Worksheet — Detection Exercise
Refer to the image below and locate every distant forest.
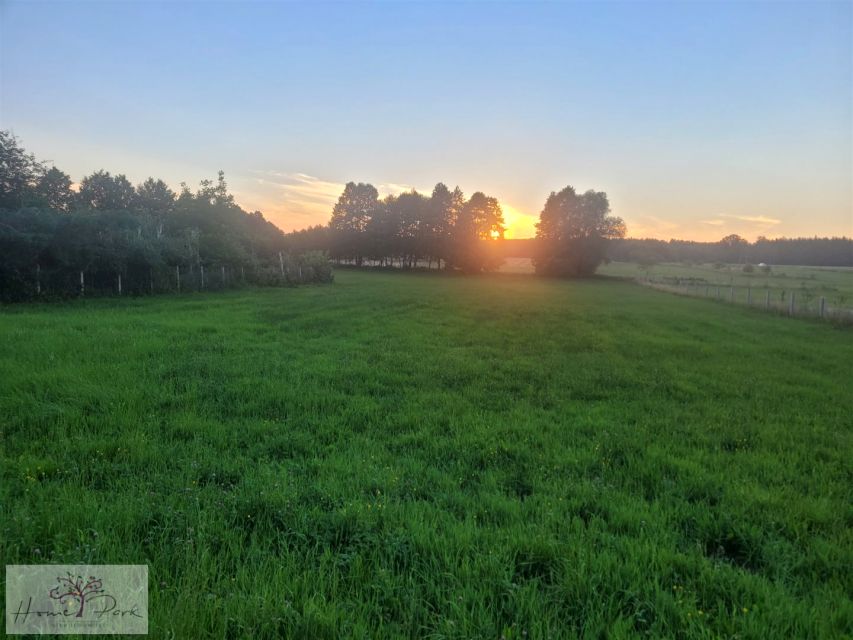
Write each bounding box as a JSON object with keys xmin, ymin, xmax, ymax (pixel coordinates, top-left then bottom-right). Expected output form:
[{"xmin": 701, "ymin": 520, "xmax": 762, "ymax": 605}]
[
  {"xmin": 0, "ymin": 132, "xmax": 331, "ymax": 302},
  {"xmin": 494, "ymin": 236, "xmax": 853, "ymax": 267},
  {"xmin": 604, "ymin": 236, "xmax": 853, "ymax": 267}
]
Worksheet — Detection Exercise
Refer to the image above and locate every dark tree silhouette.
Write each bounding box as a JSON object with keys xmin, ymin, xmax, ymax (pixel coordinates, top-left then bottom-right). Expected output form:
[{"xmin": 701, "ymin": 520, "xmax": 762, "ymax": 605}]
[
  {"xmin": 534, "ymin": 186, "xmax": 626, "ymax": 276},
  {"xmin": 77, "ymin": 170, "xmax": 138, "ymax": 211},
  {"xmin": 35, "ymin": 167, "xmax": 74, "ymax": 212},
  {"xmin": 452, "ymin": 191, "xmax": 505, "ymax": 273},
  {"xmin": 0, "ymin": 131, "xmax": 45, "ymax": 210},
  {"xmin": 324, "ymin": 182, "xmax": 505, "ymax": 273},
  {"xmin": 329, "ymin": 182, "xmax": 380, "ymax": 266}
]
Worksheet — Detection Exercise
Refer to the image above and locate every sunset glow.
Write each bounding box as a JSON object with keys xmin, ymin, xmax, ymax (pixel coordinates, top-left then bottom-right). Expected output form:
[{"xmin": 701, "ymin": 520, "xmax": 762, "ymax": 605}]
[
  {"xmin": 500, "ymin": 203, "xmax": 538, "ymax": 240},
  {"xmin": 2, "ymin": 2, "xmax": 850, "ymax": 241}
]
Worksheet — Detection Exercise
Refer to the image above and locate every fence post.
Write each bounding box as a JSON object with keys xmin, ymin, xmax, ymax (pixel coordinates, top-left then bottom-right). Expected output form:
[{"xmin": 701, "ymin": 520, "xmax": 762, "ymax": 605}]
[
  {"xmin": 279, "ymin": 251, "xmax": 284, "ymax": 276},
  {"xmin": 241, "ymin": 265, "xmax": 245, "ymax": 282},
  {"xmin": 150, "ymin": 269, "xmax": 154, "ymax": 294},
  {"xmin": 789, "ymin": 292, "xmax": 795, "ymax": 316},
  {"xmin": 730, "ymin": 286, "xmax": 734, "ymax": 302},
  {"xmin": 819, "ymin": 296, "xmax": 826, "ymax": 319},
  {"xmin": 200, "ymin": 265, "xmax": 205, "ymax": 289},
  {"xmin": 176, "ymin": 265, "xmax": 181, "ymax": 292},
  {"xmin": 117, "ymin": 272, "xmax": 122, "ymax": 295},
  {"xmin": 221, "ymin": 265, "xmax": 226, "ymax": 287},
  {"xmin": 746, "ymin": 287, "xmax": 751, "ymax": 305},
  {"xmin": 716, "ymin": 287, "xmax": 720, "ymax": 299},
  {"xmin": 705, "ymin": 285, "xmax": 709, "ymax": 297},
  {"xmin": 36, "ymin": 263, "xmax": 41, "ymax": 296},
  {"xmin": 80, "ymin": 270, "xmax": 85, "ymax": 296},
  {"xmin": 765, "ymin": 290, "xmax": 770, "ymax": 310}
]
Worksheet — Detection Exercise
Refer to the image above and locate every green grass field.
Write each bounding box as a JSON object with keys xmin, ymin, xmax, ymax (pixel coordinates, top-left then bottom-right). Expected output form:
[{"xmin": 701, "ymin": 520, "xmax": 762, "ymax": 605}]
[
  {"xmin": 600, "ymin": 262, "xmax": 853, "ymax": 309},
  {"xmin": 2, "ymin": 270, "xmax": 851, "ymax": 638},
  {"xmin": 502, "ymin": 259, "xmax": 853, "ymax": 317}
]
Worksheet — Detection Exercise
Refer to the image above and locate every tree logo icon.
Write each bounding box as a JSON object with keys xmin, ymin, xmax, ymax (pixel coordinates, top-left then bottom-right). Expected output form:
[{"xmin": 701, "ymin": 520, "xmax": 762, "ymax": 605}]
[{"xmin": 48, "ymin": 572, "xmax": 106, "ymax": 618}]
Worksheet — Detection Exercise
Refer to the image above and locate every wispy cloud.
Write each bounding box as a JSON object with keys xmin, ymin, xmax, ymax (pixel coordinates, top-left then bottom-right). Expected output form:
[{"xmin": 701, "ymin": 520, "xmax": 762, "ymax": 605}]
[
  {"xmin": 233, "ymin": 172, "xmax": 345, "ymax": 229},
  {"xmin": 377, "ymin": 182, "xmax": 430, "ymax": 196},
  {"xmin": 719, "ymin": 214, "xmax": 781, "ymax": 225},
  {"xmin": 701, "ymin": 219, "xmax": 725, "ymax": 226},
  {"xmin": 253, "ymin": 172, "xmax": 343, "ymax": 208}
]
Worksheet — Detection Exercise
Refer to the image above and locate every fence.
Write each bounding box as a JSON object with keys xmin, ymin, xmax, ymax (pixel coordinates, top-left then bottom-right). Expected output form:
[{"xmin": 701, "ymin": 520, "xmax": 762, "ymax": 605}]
[
  {"xmin": 1, "ymin": 252, "xmax": 333, "ymax": 303},
  {"xmin": 640, "ymin": 277, "xmax": 853, "ymax": 323}
]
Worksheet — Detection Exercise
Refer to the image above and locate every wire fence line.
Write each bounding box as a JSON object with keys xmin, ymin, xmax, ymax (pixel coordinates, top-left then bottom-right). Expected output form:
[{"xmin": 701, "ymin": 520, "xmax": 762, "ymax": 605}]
[
  {"xmin": 639, "ymin": 277, "xmax": 853, "ymax": 323},
  {"xmin": 1, "ymin": 252, "xmax": 334, "ymax": 303}
]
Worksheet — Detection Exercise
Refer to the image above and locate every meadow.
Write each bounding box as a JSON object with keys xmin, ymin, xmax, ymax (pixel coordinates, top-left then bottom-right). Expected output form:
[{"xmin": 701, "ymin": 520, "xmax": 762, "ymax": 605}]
[
  {"xmin": 503, "ymin": 259, "xmax": 853, "ymax": 317},
  {"xmin": 2, "ymin": 270, "xmax": 851, "ymax": 638}
]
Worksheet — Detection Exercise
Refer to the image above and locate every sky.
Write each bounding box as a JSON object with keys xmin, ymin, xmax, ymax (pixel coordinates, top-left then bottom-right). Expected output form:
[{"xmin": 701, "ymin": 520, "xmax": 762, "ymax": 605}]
[{"xmin": 1, "ymin": 1, "xmax": 851, "ymax": 240}]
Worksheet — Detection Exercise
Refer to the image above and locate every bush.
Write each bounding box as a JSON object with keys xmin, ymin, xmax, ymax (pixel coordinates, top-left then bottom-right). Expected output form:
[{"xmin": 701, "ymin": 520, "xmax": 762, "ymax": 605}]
[
  {"xmin": 742, "ymin": 263, "xmax": 755, "ymax": 273},
  {"xmin": 299, "ymin": 251, "xmax": 334, "ymax": 284}
]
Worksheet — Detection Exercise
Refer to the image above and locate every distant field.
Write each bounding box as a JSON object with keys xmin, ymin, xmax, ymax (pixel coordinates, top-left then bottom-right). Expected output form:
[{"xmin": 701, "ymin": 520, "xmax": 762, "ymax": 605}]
[
  {"xmin": 2, "ymin": 271, "xmax": 851, "ymax": 638},
  {"xmin": 502, "ymin": 258, "xmax": 853, "ymax": 314}
]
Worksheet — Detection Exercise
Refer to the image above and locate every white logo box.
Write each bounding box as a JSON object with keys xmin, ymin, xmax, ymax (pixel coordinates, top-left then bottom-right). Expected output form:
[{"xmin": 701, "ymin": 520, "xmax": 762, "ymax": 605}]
[{"xmin": 6, "ymin": 565, "xmax": 148, "ymax": 635}]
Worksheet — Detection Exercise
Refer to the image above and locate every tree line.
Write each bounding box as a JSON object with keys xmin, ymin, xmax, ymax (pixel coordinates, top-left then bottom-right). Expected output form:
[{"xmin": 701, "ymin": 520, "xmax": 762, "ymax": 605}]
[
  {"xmin": 0, "ymin": 131, "xmax": 332, "ymax": 302},
  {"xmin": 606, "ymin": 235, "xmax": 853, "ymax": 267},
  {"xmin": 283, "ymin": 181, "xmax": 626, "ymax": 276},
  {"xmin": 324, "ymin": 182, "xmax": 507, "ymax": 273}
]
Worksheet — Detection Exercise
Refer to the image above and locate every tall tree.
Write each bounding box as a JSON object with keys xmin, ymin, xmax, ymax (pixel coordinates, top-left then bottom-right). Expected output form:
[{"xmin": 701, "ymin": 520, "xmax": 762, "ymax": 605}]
[
  {"xmin": 136, "ymin": 178, "xmax": 176, "ymax": 238},
  {"xmin": 428, "ymin": 183, "xmax": 456, "ymax": 268},
  {"xmin": 35, "ymin": 167, "xmax": 74, "ymax": 212},
  {"xmin": 76, "ymin": 170, "xmax": 137, "ymax": 211},
  {"xmin": 396, "ymin": 190, "xmax": 429, "ymax": 268},
  {"xmin": 0, "ymin": 130, "xmax": 43, "ymax": 210},
  {"xmin": 452, "ymin": 191, "xmax": 505, "ymax": 272},
  {"xmin": 366, "ymin": 195, "xmax": 402, "ymax": 265},
  {"xmin": 534, "ymin": 186, "xmax": 625, "ymax": 276},
  {"xmin": 719, "ymin": 233, "xmax": 748, "ymax": 263},
  {"xmin": 329, "ymin": 182, "xmax": 379, "ymax": 265}
]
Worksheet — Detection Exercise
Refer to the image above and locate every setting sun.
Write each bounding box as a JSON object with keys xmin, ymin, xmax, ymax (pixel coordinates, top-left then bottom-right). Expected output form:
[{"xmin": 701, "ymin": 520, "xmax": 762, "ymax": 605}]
[{"xmin": 500, "ymin": 202, "xmax": 538, "ymax": 239}]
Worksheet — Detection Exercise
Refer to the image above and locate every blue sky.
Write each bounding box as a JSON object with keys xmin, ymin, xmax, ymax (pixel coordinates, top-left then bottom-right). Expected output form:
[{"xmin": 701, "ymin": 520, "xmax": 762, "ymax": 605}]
[{"xmin": 2, "ymin": 1, "xmax": 850, "ymax": 239}]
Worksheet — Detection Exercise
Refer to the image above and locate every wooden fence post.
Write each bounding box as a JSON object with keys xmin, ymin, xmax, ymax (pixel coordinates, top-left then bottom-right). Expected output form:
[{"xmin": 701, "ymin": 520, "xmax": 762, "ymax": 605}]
[
  {"xmin": 176, "ymin": 265, "xmax": 181, "ymax": 292},
  {"xmin": 765, "ymin": 290, "xmax": 770, "ymax": 310},
  {"xmin": 80, "ymin": 271, "xmax": 85, "ymax": 296},
  {"xmin": 730, "ymin": 286, "xmax": 734, "ymax": 302},
  {"xmin": 241, "ymin": 265, "xmax": 245, "ymax": 282},
  {"xmin": 789, "ymin": 292, "xmax": 795, "ymax": 316},
  {"xmin": 221, "ymin": 265, "xmax": 226, "ymax": 286},
  {"xmin": 36, "ymin": 263, "xmax": 41, "ymax": 295},
  {"xmin": 200, "ymin": 265, "xmax": 205, "ymax": 289},
  {"xmin": 279, "ymin": 251, "xmax": 285, "ymax": 276},
  {"xmin": 819, "ymin": 296, "xmax": 826, "ymax": 319},
  {"xmin": 117, "ymin": 273, "xmax": 122, "ymax": 295},
  {"xmin": 150, "ymin": 269, "xmax": 154, "ymax": 294},
  {"xmin": 746, "ymin": 287, "xmax": 751, "ymax": 305}
]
